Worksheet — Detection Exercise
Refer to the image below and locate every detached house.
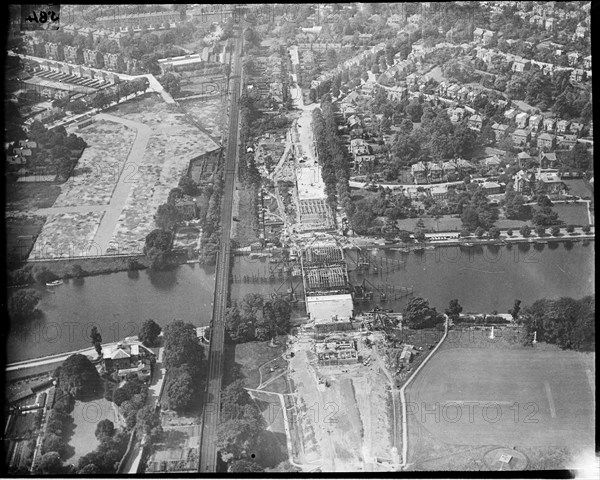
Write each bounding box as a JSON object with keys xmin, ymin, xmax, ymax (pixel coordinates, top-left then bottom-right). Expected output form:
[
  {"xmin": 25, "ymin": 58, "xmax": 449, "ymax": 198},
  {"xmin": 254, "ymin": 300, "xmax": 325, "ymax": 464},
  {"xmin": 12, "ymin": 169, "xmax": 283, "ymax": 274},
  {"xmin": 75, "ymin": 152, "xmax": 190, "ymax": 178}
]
[
  {"xmin": 511, "ymin": 129, "xmax": 531, "ymax": 147},
  {"xmin": 468, "ymin": 114, "xmax": 483, "ymax": 131},
  {"xmin": 537, "ymin": 132, "xmax": 556, "ymax": 150},
  {"xmin": 556, "ymin": 120, "xmax": 571, "ymax": 134},
  {"xmin": 539, "ymin": 152, "xmax": 558, "ymax": 169},
  {"xmin": 543, "ymin": 117, "xmax": 556, "ymax": 132},
  {"xmin": 515, "ymin": 112, "xmax": 529, "ymax": 129},
  {"xmin": 517, "ymin": 151, "xmax": 533, "ymax": 169},
  {"xmin": 491, "ymin": 122, "xmax": 509, "ymax": 141},
  {"xmin": 528, "ymin": 114, "xmax": 543, "ymax": 132},
  {"xmin": 102, "ymin": 342, "xmax": 156, "ymax": 382},
  {"xmin": 411, "ymin": 162, "xmax": 428, "ymax": 184},
  {"xmin": 427, "ymin": 162, "xmax": 444, "ymax": 183}
]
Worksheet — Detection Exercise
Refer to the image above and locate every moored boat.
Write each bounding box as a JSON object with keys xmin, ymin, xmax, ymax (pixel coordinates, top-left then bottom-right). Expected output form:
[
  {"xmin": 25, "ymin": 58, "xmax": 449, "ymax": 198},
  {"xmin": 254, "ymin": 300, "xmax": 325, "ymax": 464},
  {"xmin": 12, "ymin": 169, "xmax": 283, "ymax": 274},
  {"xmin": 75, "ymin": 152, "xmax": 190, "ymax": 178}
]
[{"xmin": 46, "ymin": 280, "xmax": 63, "ymax": 287}]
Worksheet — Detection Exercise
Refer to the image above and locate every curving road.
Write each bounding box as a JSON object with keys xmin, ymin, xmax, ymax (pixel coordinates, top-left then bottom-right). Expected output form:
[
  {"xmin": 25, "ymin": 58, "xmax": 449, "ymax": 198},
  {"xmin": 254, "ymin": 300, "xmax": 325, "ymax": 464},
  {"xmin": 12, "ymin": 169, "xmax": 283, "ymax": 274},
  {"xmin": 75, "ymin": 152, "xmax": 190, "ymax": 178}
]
[{"xmin": 198, "ymin": 23, "xmax": 243, "ymax": 473}]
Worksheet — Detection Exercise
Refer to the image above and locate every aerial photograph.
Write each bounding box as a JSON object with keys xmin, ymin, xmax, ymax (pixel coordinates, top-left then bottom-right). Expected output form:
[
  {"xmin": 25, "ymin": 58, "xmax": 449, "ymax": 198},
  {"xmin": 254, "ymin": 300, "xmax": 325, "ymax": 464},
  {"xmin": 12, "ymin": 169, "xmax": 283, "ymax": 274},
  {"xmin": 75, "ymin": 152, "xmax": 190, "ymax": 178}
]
[{"xmin": 3, "ymin": 2, "xmax": 595, "ymax": 475}]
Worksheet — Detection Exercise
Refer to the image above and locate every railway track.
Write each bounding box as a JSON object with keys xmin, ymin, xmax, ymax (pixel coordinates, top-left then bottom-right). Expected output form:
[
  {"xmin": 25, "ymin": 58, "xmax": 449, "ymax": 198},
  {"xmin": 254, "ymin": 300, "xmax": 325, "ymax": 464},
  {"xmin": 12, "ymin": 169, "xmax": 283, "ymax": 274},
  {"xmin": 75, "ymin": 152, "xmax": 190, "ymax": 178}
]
[{"xmin": 198, "ymin": 21, "xmax": 243, "ymax": 474}]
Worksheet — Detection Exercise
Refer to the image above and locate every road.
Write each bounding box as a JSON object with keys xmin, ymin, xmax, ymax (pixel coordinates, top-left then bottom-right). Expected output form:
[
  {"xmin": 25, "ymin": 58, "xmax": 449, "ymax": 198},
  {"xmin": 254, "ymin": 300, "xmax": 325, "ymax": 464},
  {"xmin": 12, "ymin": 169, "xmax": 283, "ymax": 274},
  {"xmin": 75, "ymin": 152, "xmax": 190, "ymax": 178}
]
[{"xmin": 198, "ymin": 22, "xmax": 243, "ymax": 473}]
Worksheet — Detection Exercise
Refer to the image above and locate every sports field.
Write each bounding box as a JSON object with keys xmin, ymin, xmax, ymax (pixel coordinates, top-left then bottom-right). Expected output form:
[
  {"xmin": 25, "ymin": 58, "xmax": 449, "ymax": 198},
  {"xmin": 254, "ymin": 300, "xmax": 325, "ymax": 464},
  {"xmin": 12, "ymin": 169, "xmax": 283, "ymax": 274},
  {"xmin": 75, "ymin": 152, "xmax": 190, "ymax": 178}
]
[{"xmin": 406, "ymin": 332, "xmax": 595, "ymax": 470}]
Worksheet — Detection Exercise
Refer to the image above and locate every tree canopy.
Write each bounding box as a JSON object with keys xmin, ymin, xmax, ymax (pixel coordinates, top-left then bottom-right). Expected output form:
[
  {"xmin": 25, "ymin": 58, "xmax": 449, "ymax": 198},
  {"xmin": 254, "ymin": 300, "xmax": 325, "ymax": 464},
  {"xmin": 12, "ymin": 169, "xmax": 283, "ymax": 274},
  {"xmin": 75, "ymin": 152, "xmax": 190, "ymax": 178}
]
[
  {"xmin": 139, "ymin": 319, "xmax": 162, "ymax": 347},
  {"xmin": 58, "ymin": 354, "xmax": 100, "ymax": 399}
]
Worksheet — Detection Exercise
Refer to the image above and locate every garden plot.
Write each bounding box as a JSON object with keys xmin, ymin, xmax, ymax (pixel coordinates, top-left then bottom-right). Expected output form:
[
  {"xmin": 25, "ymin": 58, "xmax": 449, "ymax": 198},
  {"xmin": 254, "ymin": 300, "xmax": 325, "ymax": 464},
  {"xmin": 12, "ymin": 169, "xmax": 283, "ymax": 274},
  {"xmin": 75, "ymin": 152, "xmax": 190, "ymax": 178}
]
[
  {"xmin": 29, "ymin": 211, "xmax": 104, "ymax": 259},
  {"xmin": 53, "ymin": 121, "xmax": 136, "ymax": 207},
  {"xmin": 106, "ymin": 95, "xmax": 219, "ymax": 254},
  {"xmin": 183, "ymin": 97, "xmax": 226, "ymax": 140}
]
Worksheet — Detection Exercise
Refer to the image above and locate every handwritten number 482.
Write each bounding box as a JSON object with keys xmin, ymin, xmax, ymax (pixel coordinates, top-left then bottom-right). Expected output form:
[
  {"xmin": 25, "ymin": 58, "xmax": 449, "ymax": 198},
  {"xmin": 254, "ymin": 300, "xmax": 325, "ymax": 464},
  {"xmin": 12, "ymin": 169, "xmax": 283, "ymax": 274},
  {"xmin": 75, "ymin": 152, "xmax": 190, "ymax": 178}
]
[{"xmin": 27, "ymin": 10, "xmax": 60, "ymax": 23}]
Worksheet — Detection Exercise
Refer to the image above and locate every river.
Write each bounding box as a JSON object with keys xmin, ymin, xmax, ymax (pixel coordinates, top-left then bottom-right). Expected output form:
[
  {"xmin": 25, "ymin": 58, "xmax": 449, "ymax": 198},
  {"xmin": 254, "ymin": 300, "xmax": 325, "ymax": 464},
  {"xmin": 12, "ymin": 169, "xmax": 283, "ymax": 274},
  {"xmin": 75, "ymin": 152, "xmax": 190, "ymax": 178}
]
[
  {"xmin": 8, "ymin": 241, "xmax": 594, "ymax": 363},
  {"xmin": 231, "ymin": 241, "xmax": 595, "ymax": 315},
  {"xmin": 7, "ymin": 263, "xmax": 215, "ymax": 363}
]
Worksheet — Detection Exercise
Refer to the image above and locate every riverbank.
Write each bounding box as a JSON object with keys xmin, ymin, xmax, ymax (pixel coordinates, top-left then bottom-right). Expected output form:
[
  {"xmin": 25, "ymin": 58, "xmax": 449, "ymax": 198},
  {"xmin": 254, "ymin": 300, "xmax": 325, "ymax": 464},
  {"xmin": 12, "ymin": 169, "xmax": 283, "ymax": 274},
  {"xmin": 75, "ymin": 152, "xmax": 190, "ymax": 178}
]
[{"xmin": 343, "ymin": 230, "xmax": 595, "ymax": 251}]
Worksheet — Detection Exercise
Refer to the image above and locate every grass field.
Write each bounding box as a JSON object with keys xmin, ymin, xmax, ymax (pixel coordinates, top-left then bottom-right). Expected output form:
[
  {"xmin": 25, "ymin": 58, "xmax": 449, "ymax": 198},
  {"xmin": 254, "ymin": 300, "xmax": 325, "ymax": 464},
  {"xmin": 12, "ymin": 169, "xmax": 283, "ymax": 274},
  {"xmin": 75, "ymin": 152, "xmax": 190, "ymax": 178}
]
[
  {"xmin": 66, "ymin": 396, "xmax": 118, "ymax": 465},
  {"xmin": 549, "ymin": 203, "xmax": 590, "ymax": 226},
  {"xmin": 6, "ymin": 183, "xmax": 61, "ymax": 211},
  {"xmin": 406, "ymin": 331, "xmax": 595, "ymax": 470}
]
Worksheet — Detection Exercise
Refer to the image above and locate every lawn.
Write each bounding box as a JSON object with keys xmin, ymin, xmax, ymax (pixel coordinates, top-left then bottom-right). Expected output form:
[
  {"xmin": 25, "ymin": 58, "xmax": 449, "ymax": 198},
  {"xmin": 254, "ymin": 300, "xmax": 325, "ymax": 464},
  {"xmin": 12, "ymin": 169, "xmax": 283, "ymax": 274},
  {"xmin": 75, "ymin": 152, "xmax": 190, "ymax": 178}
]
[
  {"xmin": 66, "ymin": 396, "xmax": 118, "ymax": 465},
  {"xmin": 563, "ymin": 179, "xmax": 593, "ymax": 199},
  {"xmin": 233, "ymin": 339, "xmax": 287, "ymax": 389},
  {"xmin": 406, "ymin": 333, "xmax": 595, "ymax": 470},
  {"xmin": 5, "ymin": 182, "xmax": 61, "ymax": 211},
  {"xmin": 549, "ymin": 203, "xmax": 590, "ymax": 226},
  {"xmin": 396, "ymin": 216, "xmax": 463, "ymax": 233},
  {"xmin": 5, "ymin": 216, "xmax": 46, "ymax": 263}
]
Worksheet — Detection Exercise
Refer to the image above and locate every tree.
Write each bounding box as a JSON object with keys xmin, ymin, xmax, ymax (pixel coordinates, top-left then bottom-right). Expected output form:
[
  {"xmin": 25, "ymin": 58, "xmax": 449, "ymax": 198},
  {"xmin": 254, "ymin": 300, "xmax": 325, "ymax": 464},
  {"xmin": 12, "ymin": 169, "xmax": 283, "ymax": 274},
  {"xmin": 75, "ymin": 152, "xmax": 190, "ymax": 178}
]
[
  {"xmin": 535, "ymin": 226, "xmax": 546, "ymax": 237},
  {"xmin": 230, "ymin": 460, "xmax": 264, "ymax": 472},
  {"xmin": 488, "ymin": 227, "xmax": 501, "ymax": 239},
  {"xmin": 95, "ymin": 420, "xmax": 115, "ymax": 442},
  {"xmin": 35, "ymin": 452, "xmax": 65, "ymax": 474},
  {"xmin": 509, "ymin": 299, "xmax": 521, "ymax": 320},
  {"xmin": 71, "ymin": 264, "xmax": 84, "ymax": 278},
  {"xmin": 519, "ymin": 225, "xmax": 531, "ymax": 237},
  {"xmin": 582, "ymin": 225, "xmax": 591, "ymax": 234},
  {"xmin": 139, "ymin": 319, "xmax": 162, "ymax": 347},
  {"xmin": 403, "ymin": 297, "xmax": 440, "ymax": 329},
  {"xmin": 41, "ymin": 433, "xmax": 68, "ymax": 457},
  {"xmin": 163, "ymin": 320, "xmax": 204, "ymax": 373},
  {"xmin": 78, "ymin": 464, "xmax": 101, "ymax": 474},
  {"xmin": 145, "ymin": 229, "xmax": 172, "ymax": 253},
  {"xmin": 8, "ymin": 289, "xmax": 41, "ymax": 321},
  {"xmin": 58, "ymin": 354, "xmax": 100, "ymax": 399},
  {"xmin": 155, "ymin": 202, "xmax": 182, "ymax": 231},
  {"xmin": 475, "ymin": 226, "xmax": 486, "ymax": 238},
  {"xmin": 179, "ymin": 175, "xmax": 200, "ymax": 196},
  {"xmin": 166, "ymin": 366, "xmax": 195, "ymax": 411},
  {"xmin": 506, "ymin": 228, "xmax": 513, "ymax": 236},
  {"xmin": 445, "ymin": 299, "xmax": 463, "ymax": 321},
  {"xmin": 32, "ymin": 265, "xmax": 57, "ymax": 285},
  {"xmin": 89, "ymin": 326, "xmax": 102, "ymax": 357},
  {"xmin": 161, "ymin": 72, "xmax": 181, "ymax": 97},
  {"xmin": 136, "ymin": 405, "xmax": 163, "ymax": 440},
  {"xmin": 550, "ymin": 226, "xmax": 560, "ymax": 236},
  {"xmin": 566, "ymin": 224, "xmax": 575, "ymax": 233}
]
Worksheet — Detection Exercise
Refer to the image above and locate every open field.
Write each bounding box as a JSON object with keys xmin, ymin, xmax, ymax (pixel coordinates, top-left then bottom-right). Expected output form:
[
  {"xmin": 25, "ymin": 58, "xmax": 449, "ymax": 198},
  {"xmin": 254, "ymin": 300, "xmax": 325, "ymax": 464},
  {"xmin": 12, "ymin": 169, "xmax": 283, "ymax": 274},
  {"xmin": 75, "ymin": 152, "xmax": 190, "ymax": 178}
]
[
  {"xmin": 30, "ymin": 211, "xmax": 105, "ymax": 259},
  {"xmin": 180, "ymin": 96, "xmax": 227, "ymax": 141},
  {"xmin": 563, "ymin": 179, "xmax": 593, "ymax": 199},
  {"xmin": 67, "ymin": 396, "xmax": 118, "ymax": 465},
  {"xmin": 5, "ymin": 216, "xmax": 46, "ymax": 262},
  {"xmin": 6, "ymin": 183, "xmax": 61, "ymax": 211},
  {"xmin": 108, "ymin": 94, "xmax": 219, "ymax": 254},
  {"xmin": 54, "ymin": 120, "xmax": 136, "ymax": 207},
  {"xmin": 406, "ymin": 330, "xmax": 595, "ymax": 470},
  {"xmin": 234, "ymin": 339, "xmax": 287, "ymax": 389},
  {"xmin": 548, "ymin": 203, "xmax": 590, "ymax": 226}
]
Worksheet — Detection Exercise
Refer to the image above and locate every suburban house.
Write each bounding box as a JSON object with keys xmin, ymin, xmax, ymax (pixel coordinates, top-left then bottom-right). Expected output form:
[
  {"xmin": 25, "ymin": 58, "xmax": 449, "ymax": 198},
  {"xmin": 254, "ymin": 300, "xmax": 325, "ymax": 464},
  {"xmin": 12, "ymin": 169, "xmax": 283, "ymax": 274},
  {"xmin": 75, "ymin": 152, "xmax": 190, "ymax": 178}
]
[
  {"xmin": 513, "ymin": 170, "xmax": 536, "ymax": 194},
  {"xmin": 583, "ymin": 55, "xmax": 592, "ymax": 69},
  {"xmin": 491, "ymin": 123, "xmax": 509, "ymax": 141},
  {"xmin": 504, "ymin": 108, "xmax": 518, "ymax": 123},
  {"xmin": 517, "ymin": 151, "xmax": 533, "ymax": 169},
  {"xmin": 468, "ymin": 114, "xmax": 483, "ymax": 131},
  {"xmin": 537, "ymin": 169, "xmax": 565, "ymax": 196},
  {"xmin": 481, "ymin": 181, "xmax": 502, "ymax": 195},
  {"xmin": 430, "ymin": 185, "xmax": 448, "ymax": 200},
  {"xmin": 537, "ymin": 132, "xmax": 556, "ymax": 150},
  {"xmin": 539, "ymin": 152, "xmax": 558, "ymax": 169},
  {"xmin": 442, "ymin": 160, "xmax": 457, "ymax": 178},
  {"xmin": 543, "ymin": 117, "xmax": 556, "ymax": 132},
  {"xmin": 515, "ymin": 112, "xmax": 530, "ymax": 129},
  {"xmin": 570, "ymin": 122, "xmax": 584, "ymax": 135},
  {"xmin": 512, "ymin": 58, "xmax": 531, "ymax": 73},
  {"xmin": 102, "ymin": 342, "xmax": 156, "ymax": 382},
  {"xmin": 528, "ymin": 115, "xmax": 543, "ymax": 131},
  {"xmin": 411, "ymin": 162, "xmax": 428, "ymax": 184},
  {"xmin": 174, "ymin": 197, "xmax": 199, "ymax": 220},
  {"xmin": 558, "ymin": 134, "xmax": 578, "ymax": 149},
  {"xmin": 427, "ymin": 162, "xmax": 444, "ymax": 183},
  {"xmin": 512, "ymin": 129, "xmax": 531, "ymax": 147},
  {"xmin": 556, "ymin": 120, "xmax": 571, "ymax": 134},
  {"xmin": 454, "ymin": 158, "xmax": 475, "ymax": 175}
]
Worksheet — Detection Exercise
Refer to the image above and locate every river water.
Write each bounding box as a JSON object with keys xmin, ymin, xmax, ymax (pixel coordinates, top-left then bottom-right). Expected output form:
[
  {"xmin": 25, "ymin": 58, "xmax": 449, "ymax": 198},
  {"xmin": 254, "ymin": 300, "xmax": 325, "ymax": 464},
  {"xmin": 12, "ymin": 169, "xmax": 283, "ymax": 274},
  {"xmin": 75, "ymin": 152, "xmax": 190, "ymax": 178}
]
[
  {"xmin": 8, "ymin": 242, "xmax": 594, "ymax": 363},
  {"xmin": 8, "ymin": 264, "xmax": 215, "ymax": 363},
  {"xmin": 231, "ymin": 241, "xmax": 595, "ymax": 315}
]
